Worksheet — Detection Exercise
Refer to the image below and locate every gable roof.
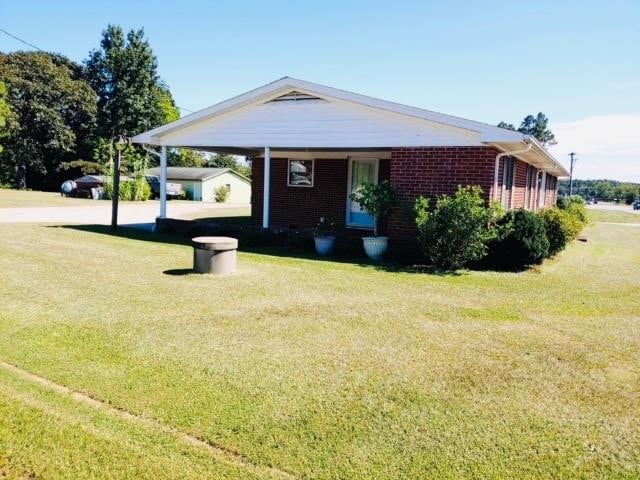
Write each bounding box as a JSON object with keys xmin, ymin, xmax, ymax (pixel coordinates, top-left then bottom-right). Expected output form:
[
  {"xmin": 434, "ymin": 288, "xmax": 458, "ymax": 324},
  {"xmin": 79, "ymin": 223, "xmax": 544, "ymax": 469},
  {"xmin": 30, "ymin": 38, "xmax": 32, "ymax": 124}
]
[
  {"xmin": 133, "ymin": 77, "xmax": 569, "ymax": 176},
  {"xmin": 147, "ymin": 167, "xmax": 250, "ymax": 183}
]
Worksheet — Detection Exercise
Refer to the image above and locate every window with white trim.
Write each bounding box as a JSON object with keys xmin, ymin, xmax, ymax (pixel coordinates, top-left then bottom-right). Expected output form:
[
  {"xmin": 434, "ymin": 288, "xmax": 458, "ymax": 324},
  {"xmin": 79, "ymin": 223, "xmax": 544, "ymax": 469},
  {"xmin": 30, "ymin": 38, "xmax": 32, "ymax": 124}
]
[
  {"xmin": 502, "ymin": 157, "xmax": 516, "ymax": 209},
  {"xmin": 287, "ymin": 160, "xmax": 314, "ymax": 187}
]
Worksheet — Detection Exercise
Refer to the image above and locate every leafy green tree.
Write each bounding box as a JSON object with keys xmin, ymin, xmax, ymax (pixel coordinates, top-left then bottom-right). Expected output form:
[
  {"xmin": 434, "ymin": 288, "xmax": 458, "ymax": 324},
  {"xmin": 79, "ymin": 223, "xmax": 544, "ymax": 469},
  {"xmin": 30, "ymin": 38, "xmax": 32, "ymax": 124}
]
[
  {"xmin": 595, "ymin": 180, "xmax": 615, "ymax": 201},
  {"xmin": 0, "ymin": 81, "xmax": 10, "ymax": 154},
  {"xmin": 168, "ymin": 148, "xmax": 207, "ymax": 167},
  {"xmin": 207, "ymin": 153, "xmax": 251, "ymax": 178},
  {"xmin": 207, "ymin": 153, "xmax": 241, "ymax": 169},
  {"xmin": 497, "ymin": 121, "xmax": 515, "ymax": 131},
  {"xmin": 0, "ymin": 51, "xmax": 97, "ymax": 189},
  {"xmin": 85, "ymin": 24, "xmax": 177, "ymax": 138},
  {"xmin": 518, "ymin": 113, "xmax": 556, "ymax": 146},
  {"xmin": 156, "ymin": 85, "xmax": 180, "ymax": 123},
  {"xmin": 498, "ymin": 112, "xmax": 557, "ymax": 147},
  {"xmin": 558, "ymin": 179, "xmax": 640, "ymax": 202}
]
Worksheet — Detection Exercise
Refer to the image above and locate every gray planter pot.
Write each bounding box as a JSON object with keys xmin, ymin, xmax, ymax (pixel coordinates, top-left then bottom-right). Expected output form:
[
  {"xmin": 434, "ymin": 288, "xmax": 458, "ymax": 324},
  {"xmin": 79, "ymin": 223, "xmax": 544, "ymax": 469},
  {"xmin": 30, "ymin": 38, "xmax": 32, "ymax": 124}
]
[
  {"xmin": 362, "ymin": 236, "xmax": 389, "ymax": 261},
  {"xmin": 314, "ymin": 235, "xmax": 336, "ymax": 256}
]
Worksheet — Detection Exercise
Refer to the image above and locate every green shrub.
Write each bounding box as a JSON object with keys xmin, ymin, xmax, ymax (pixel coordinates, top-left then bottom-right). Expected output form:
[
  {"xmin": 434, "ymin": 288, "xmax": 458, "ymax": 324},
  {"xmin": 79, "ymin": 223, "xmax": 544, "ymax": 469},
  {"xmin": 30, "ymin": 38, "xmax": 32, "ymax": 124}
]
[
  {"xmin": 349, "ymin": 181, "xmax": 397, "ymax": 236},
  {"xmin": 539, "ymin": 207, "xmax": 574, "ymax": 255},
  {"xmin": 118, "ymin": 180, "xmax": 133, "ymax": 200},
  {"xmin": 558, "ymin": 195, "xmax": 588, "ymax": 224},
  {"xmin": 566, "ymin": 202, "xmax": 588, "ymax": 225},
  {"xmin": 214, "ymin": 185, "xmax": 230, "ymax": 203},
  {"xmin": 102, "ymin": 177, "xmax": 151, "ymax": 201},
  {"xmin": 131, "ymin": 176, "xmax": 152, "ymax": 201},
  {"xmin": 540, "ymin": 207, "xmax": 582, "ymax": 256},
  {"xmin": 415, "ymin": 186, "xmax": 502, "ymax": 271},
  {"xmin": 489, "ymin": 209, "xmax": 549, "ymax": 269}
]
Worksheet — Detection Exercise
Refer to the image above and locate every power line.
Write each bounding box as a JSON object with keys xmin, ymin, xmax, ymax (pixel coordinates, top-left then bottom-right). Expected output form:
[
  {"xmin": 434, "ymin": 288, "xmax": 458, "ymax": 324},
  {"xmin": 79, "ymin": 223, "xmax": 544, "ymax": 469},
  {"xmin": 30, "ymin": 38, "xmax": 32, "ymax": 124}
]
[{"xmin": 0, "ymin": 27, "xmax": 43, "ymax": 51}]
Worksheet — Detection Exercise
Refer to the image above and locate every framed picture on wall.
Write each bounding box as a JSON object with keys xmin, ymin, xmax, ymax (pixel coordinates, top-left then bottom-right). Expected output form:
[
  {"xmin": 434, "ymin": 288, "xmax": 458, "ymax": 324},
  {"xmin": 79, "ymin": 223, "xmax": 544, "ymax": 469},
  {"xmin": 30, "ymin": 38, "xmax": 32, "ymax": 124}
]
[{"xmin": 288, "ymin": 159, "xmax": 314, "ymax": 187}]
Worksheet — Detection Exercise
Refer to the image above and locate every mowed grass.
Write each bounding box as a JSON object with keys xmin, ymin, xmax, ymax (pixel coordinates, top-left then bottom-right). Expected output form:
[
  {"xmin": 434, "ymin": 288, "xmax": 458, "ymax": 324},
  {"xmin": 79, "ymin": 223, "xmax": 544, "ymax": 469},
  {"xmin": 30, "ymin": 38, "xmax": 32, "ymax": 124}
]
[
  {"xmin": 588, "ymin": 207, "xmax": 640, "ymax": 224},
  {"xmin": 0, "ymin": 215, "xmax": 638, "ymax": 478},
  {"xmin": 0, "ymin": 188, "xmax": 100, "ymax": 208}
]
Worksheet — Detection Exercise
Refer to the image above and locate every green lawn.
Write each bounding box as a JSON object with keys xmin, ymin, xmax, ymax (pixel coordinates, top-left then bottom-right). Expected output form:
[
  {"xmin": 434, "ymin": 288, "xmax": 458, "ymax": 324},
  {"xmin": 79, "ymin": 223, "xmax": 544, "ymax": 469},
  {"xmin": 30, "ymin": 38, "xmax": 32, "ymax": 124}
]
[
  {"xmin": 0, "ymin": 214, "xmax": 638, "ymax": 478},
  {"xmin": 0, "ymin": 188, "xmax": 101, "ymax": 208},
  {"xmin": 588, "ymin": 207, "xmax": 640, "ymax": 224}
]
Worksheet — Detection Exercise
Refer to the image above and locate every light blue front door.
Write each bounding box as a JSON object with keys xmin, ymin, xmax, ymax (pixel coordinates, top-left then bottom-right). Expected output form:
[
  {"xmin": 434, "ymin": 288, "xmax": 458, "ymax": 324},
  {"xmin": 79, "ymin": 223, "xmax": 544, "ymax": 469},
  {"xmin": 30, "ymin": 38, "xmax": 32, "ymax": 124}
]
[{"xmin": 347, "ymin": 159, "xmax": 378, "ymax": 228}]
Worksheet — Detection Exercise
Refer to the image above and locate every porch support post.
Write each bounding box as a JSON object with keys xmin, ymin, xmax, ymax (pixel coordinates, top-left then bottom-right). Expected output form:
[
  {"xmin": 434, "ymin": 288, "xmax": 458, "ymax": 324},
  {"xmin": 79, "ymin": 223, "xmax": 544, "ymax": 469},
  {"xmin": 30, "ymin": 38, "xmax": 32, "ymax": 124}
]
[
  {"xmin": 262, "ymin": 146, "xmax": 270, "ymax": 229},
  {"xmin": 160, "ymin": 145, "xmax": 167, "ymax": 219}
]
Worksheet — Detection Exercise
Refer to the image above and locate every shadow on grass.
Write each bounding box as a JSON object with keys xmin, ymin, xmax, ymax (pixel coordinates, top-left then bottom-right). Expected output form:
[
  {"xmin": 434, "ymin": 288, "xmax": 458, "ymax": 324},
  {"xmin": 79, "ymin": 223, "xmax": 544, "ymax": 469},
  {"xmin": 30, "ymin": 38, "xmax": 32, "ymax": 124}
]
[
  {"xmin": 163, "ymin": 268, "xmax": 194, "ymax": 276},
  {"xmin": 49, "ymin": 224, "xmax": 462, "ymax": 277},
  {"xmin": 49, "ymin": 224, "xmax": 191, "ymax": 247}
]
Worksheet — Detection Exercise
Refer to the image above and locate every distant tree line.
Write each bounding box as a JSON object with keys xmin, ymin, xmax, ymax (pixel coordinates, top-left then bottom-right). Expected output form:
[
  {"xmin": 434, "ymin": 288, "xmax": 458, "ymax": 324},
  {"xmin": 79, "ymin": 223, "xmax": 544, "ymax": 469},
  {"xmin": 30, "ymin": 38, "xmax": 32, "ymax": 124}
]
[
  {"xmin": 559, "ymin": 179, "xmax": 640, "ymax": 204},
  {"xmin": 0, "ymin": 24, "xmax": 250, "ymax": 190}
]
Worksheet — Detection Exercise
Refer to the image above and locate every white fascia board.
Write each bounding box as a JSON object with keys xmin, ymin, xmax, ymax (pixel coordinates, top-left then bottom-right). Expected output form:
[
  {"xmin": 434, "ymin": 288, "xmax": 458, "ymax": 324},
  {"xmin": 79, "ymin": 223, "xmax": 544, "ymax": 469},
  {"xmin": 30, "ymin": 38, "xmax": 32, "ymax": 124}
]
[
  {"xmin": 489, "ymin": 138, "xmax": 570, "ymax": 177},
  {"xmin": 132, "ymin": 76, "xmax": 530, "ymax": 145},
  {"xmin": 527, "ymin": 138, "xmax": 571, "ymax": 177}
]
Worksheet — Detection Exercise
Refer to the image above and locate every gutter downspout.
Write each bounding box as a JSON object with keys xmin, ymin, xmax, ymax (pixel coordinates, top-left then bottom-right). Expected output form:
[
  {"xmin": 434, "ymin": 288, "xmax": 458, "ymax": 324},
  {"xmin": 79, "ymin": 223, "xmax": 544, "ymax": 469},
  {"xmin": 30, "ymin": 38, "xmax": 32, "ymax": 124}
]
[{"xmin": 493, "ymin": 140, "xmax": 533, "ymax": 202}]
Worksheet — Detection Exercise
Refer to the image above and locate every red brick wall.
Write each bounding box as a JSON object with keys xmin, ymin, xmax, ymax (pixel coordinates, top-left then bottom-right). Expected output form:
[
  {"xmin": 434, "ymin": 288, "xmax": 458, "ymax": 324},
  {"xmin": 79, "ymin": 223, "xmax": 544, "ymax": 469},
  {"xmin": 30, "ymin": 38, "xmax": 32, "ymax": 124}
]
[
  {"xmin": 251, "ymin": 157, "xmax": 391, "ymax": 229},
  {"xmin": 272, "ymin": 158, "xmax": 348, "ymax": 228},
  {"xmin": 251, "ymin": 149, "xmax": 560, "ymax": 259},
  {"xmin": 387, "ymin": 146, "xmax": 500, "ymax": 253}
]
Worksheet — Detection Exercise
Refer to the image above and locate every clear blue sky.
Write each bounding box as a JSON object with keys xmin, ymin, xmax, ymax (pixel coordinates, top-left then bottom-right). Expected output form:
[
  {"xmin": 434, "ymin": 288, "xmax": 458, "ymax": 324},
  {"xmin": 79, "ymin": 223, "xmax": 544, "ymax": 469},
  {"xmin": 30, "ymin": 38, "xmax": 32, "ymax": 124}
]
[{"xmin": 2, "ymin": 1, "xmax": 639, "ymax": 179}]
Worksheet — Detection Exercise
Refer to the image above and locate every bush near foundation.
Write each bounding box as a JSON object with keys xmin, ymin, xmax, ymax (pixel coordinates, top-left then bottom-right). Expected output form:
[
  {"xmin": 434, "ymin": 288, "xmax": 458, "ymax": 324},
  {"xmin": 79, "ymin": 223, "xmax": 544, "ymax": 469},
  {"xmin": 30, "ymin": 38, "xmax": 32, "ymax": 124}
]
[
  {"xmin": 558, "ymin": 195, "xmax": 588, "ymax": 223},
  {"xmin": 214, "ymin": 185, "xmax": 230, "ymax": 203},
  {"xmin": 487, "ymin": 209, "xmax": 550, "ymax": 269},
  {"xmin": 540, "ymin": 206, "xmax": 584, "ymax": 256},
  {"xmin": 414, "ymin": 186, "xmax": 504, "ymax": 271}
]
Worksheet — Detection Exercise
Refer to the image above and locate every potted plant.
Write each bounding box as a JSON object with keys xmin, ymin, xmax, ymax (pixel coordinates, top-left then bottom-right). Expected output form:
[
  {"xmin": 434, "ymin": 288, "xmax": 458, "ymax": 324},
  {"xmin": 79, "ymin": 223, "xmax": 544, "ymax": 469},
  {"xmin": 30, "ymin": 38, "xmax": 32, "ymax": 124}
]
[
  {"xmin": 312, "ymin": 217, "xmax": 336, "ymax": 256},
  {"xmin": 349, "ymin": 181, "xmax": 397, "ymax": 260}
]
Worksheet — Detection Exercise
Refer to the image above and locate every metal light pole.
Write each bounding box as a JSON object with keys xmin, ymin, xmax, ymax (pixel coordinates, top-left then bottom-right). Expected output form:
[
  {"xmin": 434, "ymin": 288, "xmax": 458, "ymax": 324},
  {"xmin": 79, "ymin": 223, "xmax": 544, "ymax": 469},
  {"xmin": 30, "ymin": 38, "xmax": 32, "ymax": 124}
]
[
  {"xmin": 568, "ymin": 152, "xmax": 577, "ymax": 196},
  {"xmin": 111, "ymin": 135, "xmax": 130, "ymax": 229}
]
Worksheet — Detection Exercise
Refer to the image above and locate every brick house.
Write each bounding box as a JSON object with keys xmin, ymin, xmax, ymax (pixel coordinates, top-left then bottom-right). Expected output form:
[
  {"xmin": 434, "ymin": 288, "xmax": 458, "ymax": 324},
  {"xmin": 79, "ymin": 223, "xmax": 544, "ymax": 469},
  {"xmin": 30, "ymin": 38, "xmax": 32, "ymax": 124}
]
[{"xmin": 133, "ymin": 77, "xmax": 568, "ymax": 252}]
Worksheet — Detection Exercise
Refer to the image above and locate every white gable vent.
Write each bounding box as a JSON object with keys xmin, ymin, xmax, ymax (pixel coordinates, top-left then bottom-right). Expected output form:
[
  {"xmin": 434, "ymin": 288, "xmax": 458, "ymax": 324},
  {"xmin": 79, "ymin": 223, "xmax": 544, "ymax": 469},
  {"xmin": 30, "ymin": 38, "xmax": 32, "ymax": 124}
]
[{"xmin": 268, "ymin": 91, "xmax": 326, "ymax": 103}]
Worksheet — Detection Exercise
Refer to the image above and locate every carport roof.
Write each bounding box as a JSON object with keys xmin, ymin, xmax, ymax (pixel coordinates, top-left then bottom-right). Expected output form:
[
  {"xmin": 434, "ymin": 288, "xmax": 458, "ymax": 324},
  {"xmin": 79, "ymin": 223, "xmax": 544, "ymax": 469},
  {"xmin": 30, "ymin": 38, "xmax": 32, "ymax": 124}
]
[
  {"xmin": 147, "ymin": 167, "xmax": 249, "ymax": 182},
  {"xmin": 133, "ymin": 76, "xmax": 569, "ymax": 177}
]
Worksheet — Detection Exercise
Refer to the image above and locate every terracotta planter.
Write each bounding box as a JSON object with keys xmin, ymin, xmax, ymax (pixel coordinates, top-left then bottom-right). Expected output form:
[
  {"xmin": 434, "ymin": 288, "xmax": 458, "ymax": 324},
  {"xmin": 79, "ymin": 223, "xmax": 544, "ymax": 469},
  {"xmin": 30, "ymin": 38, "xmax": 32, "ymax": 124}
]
[
  {"xmin": 362, "ymin": 236, "xmax": 388, "ymax": 261},
  {"xmin": 314, "ymin": 235, "xmax": 336, "ymax": 256}
]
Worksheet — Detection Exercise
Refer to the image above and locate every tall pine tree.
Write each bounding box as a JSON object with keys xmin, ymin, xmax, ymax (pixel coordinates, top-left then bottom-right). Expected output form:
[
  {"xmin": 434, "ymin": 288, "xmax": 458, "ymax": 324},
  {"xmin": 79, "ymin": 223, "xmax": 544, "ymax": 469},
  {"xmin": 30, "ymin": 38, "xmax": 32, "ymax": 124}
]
[
  {"xmin": 85, "ymin": 25, "xmax": 178, "ymax": 139},
  {"xmin": 497, "ymin": 113, "xmax": 557, "ymax": 147}
]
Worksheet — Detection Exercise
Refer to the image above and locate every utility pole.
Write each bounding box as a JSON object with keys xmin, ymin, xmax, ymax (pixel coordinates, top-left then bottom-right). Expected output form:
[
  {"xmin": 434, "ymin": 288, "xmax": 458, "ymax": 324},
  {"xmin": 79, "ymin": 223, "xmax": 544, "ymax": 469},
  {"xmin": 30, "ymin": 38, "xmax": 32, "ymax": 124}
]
[{"xmin": 568, "ymin": 152, "xmax": 577, "ymax": 196}]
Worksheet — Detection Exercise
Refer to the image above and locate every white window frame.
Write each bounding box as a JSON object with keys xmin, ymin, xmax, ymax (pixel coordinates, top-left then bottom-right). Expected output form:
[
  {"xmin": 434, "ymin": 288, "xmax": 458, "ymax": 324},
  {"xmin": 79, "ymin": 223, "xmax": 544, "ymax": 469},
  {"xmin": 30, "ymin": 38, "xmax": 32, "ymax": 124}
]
[
  {"xmin": 538, "ymin": 171, "xmax": 547, "ymax": 208},
  {"xmin": 287, "ymin": 159, "xmax": 315, "ymax": 188},
  {"xmin": 501, "ymin": 157, "xmax": 516, "ymax": 209}
]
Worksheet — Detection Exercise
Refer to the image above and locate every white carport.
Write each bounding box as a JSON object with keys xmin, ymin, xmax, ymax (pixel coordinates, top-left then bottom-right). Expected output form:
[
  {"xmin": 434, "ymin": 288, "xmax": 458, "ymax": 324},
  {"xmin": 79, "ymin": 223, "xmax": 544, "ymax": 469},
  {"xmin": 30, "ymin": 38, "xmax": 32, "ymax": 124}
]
[{"xmin": 132, "ymin": 77, "xmax": 569, "ymax": 227}]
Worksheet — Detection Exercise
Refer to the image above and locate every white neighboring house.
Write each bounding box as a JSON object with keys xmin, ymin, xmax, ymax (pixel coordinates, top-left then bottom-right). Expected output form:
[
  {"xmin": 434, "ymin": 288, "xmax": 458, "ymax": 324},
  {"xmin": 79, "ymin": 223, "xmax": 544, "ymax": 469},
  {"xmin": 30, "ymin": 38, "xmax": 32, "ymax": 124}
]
[{"xmin": 148, "ymin": 167, "xmax": 251, "ymax": 203}]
